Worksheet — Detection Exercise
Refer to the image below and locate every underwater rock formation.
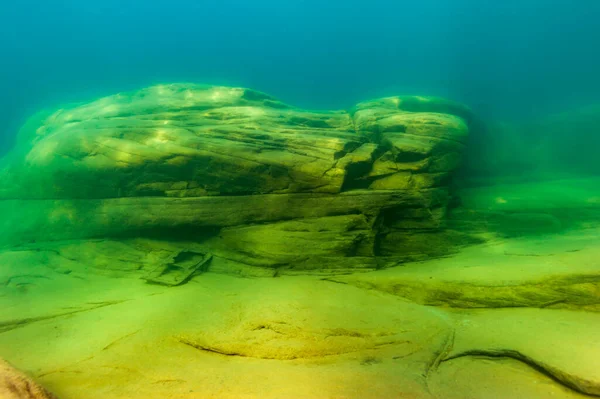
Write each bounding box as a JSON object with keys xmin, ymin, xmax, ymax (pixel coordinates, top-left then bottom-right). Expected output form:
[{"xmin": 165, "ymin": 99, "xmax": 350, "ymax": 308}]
[
  {"xmin": 0, "ymin": 358, "xmax": 57, "ymax": 399},
  {"xmin": 0, "ymin": 84, "xmax": 475, "ymax": 275}
]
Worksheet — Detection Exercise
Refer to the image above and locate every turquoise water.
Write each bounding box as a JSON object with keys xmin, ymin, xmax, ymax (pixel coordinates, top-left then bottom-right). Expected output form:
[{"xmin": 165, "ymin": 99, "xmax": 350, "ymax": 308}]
[{"xmin": 2, "ymin": 0, "xmax": 600, "ymax": 153}]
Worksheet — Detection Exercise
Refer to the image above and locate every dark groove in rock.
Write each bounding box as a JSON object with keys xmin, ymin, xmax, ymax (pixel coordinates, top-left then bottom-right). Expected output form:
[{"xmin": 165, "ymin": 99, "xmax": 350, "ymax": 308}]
[
  {"xmin": 178, "ymin": 339, "xmax": 245, "ymax": 358},
  {"xmin": 425, "ymin": 329, "xmax": 455, "ymax": 393},
  {"xmin": 443, "ymin": 349, "xmax": 600, "ymax": 397}
]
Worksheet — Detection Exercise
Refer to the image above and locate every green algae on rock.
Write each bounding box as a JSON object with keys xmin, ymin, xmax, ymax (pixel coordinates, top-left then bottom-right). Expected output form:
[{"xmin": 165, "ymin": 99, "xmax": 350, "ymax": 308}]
[{"xmin": 0, "ymin": 83, "xmax": 475, "ymax": 275}]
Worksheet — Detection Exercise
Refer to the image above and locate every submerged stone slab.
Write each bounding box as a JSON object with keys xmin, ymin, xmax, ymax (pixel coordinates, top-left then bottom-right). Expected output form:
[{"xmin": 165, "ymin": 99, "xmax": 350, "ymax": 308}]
[
  {"xmin": 443, "ymin": 309, "xmax": 600, "ymax": 396},
  {"xmin": 2, "ymin": 245, "xmax": 596, "ymax": 399},
  {"xmin": 430, "ymin": 349, "xmax": 589, "ymax": 399},
  {"xmin": 329, "ymin": 229, "xmax": 600, "ymax": 310}
]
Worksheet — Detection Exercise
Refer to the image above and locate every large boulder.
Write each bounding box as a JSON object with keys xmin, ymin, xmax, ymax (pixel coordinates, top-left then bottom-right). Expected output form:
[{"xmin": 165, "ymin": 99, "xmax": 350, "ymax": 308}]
[{"xmin": 0, "ymin": 84, "xmax": 473, "ymax": 275}]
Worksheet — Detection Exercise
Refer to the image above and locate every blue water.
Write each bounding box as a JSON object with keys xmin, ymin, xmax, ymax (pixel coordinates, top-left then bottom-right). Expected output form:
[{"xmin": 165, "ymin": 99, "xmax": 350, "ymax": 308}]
[{"xmin": 1, "ymin": 0, "xmax": 600, "ymax": 155}]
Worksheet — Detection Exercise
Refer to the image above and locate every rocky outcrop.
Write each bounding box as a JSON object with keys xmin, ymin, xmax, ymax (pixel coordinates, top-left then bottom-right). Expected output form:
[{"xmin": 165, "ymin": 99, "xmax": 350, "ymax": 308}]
[
  {"xmin": 0, "ymin": 358, "xmax": 57, "ymax": 399},
  {"xmin": 0, "ymin": 84, "xmax": 474, "ymax": 275}
]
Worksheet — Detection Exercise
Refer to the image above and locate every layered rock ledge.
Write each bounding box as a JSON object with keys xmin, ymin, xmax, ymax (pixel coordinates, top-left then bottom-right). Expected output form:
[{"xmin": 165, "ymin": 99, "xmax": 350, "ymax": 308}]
[{"xmin": 0, "ymin": 84, "xmax": 475, "ymax": 275}]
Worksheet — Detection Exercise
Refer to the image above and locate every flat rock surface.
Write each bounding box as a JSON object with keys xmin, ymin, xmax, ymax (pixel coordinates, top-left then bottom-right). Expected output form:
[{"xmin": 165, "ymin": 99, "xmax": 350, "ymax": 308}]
[
  {"xmin": 445, "ymin": 309, "xmax": 600, "ymax": 396},
  {"xmin": 329, "ymin": 228, "xmax": 600, "ymax": 309},
  {"xmin": 0, "ymin": 266, "xmax": 449, "ymax": 399},
  {"xmin": 430, "ymin": 356, "xmax": 590, "ymax": 399},
  {"xmin": 0, "ymin": 227, "xmax": 599, "ymax": 398}
]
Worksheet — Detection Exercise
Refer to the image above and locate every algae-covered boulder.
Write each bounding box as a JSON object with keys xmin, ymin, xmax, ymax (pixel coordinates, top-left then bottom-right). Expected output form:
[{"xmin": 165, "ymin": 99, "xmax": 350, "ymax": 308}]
[{"xmin": 0, "ymin": 84, "xmax": 473, "ymax": 275}]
